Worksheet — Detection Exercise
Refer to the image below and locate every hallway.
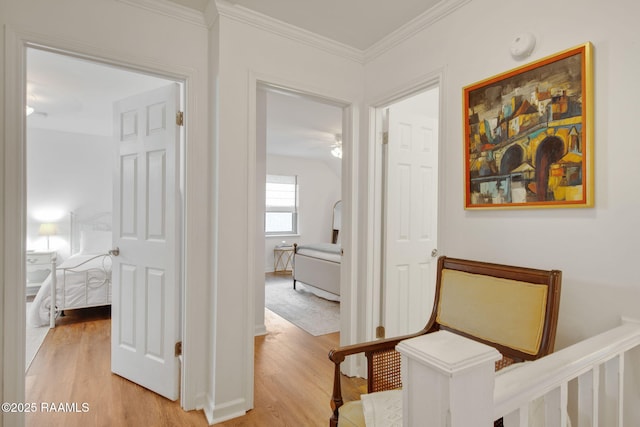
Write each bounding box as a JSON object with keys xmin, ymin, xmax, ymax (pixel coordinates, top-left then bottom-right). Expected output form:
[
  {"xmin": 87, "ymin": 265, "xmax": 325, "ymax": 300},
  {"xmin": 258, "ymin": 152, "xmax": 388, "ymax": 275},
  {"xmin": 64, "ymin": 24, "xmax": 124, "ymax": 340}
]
[{"xmin": 26, "ymin": 306, "xmax": 364, "ymax": 426}]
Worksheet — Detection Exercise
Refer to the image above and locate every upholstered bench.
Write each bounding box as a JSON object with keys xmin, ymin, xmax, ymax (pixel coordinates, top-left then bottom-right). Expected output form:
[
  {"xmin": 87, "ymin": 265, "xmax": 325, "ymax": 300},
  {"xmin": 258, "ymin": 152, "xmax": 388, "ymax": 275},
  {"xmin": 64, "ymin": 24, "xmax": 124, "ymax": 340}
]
[{"xmin": 328, "ymin": 256, "xmax": 562, "ymax": 427}]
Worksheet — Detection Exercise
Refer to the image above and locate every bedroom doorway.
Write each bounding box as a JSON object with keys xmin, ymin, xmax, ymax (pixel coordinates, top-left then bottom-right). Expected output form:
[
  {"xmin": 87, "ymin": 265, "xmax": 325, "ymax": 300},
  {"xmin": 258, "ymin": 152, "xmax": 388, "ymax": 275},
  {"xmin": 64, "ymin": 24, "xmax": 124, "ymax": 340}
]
[
  {"xmin": 258, "ymin": 84, "xmax": 344, "ymax": 337},
  {"xmin": 376, "ymin": 85, "xmax": 440, "ymax": 339},
  {"xmin": 25, "ymin": 47, "xmax": 185, "ymax": 400}
]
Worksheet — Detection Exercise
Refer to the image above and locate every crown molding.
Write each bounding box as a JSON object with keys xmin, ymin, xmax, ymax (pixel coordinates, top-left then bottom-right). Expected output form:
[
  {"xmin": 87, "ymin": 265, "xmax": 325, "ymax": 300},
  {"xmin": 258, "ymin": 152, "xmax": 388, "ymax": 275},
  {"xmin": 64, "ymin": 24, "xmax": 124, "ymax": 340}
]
[
  {"xmin": 118, "ymin": 0, "xmax": 207, "ymax": 28},
  {"xmin": 118, "ymin": 0, "xmax": 471, "ymax": 64},
  {"xmin": 364, "ymin": 0, "xmax": 472, "ymax": 63},
  {"xmin": 204, "ymin": 0, "xmax": 220, "ymax": 28},
  {"xmin": 214, "ymin": 0, "xmax": 365, "ymax": 63}
]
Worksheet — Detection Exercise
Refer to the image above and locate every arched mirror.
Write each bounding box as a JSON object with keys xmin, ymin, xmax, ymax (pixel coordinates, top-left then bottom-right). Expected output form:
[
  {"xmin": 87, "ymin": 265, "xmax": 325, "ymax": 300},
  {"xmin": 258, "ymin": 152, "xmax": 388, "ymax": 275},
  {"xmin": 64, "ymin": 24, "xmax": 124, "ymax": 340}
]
[{"xmin": 332, "ymin": 200, "xmax": 342, "ymax": 244}]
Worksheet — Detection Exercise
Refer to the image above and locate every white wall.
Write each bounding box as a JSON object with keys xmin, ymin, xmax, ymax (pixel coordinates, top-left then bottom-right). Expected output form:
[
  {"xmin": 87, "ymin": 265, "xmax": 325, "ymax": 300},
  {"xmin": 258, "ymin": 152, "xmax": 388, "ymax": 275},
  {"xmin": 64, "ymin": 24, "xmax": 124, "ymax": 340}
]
[
  {"xmin": 264, "ymin": 154, "xmax": 341, "ymax": 272},
  {"xmin": 1, "ymin": 0, "xmax": 210, "ymax": 423},
  {"xmin": 210, "ymin": 12, "xmax": 364, "ymax": 423},
  {"xmin": 366, "ymin": 0, "xmax": 640, "ymax": 347},
  {"xmin": 364, "ymin": 0, "xmax": 640, "ymax": 422},
  {"xmin": 26, "ymin": 128, "xmax": 112, "ymax": 258}
]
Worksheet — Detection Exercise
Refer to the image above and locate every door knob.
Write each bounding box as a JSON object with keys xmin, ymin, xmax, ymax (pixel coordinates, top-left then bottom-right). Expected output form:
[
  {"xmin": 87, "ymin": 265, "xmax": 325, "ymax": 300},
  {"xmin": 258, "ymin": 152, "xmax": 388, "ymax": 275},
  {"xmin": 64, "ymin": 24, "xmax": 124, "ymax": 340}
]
[
  {"xmin": 109, "ymin": 247, "xmax": 120, "ymax": 256},
  {"xmin": 431, "ymin": 249, "xmax": 438, "ymax": 258}
]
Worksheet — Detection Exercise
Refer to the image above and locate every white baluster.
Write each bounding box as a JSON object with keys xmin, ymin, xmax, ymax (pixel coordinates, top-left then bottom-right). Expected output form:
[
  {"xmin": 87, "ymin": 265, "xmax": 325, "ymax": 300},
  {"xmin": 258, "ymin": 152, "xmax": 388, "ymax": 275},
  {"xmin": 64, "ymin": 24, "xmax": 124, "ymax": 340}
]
[
  {"xmin": 544, "ymin": 383, "xmax": 568, "ymax": 427},
  {"xmin": 577, "ymin": 367, "xmax": 598, "ymax": 427},
  {"xmin": 503, "ymin": 405, "xmax": 528, "ymax": 427},
  {"xmin": 603, "ymin": 355, "xmax": 623, "ymax": 427}
]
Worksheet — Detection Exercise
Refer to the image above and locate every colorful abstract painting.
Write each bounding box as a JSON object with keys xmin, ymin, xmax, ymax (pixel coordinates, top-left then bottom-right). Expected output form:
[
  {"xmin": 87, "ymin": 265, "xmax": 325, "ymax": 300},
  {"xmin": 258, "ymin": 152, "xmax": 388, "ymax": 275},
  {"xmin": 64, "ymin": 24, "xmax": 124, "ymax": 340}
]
[{"xmin": 463, "ymin": 43, "xmax": 593, "ymax": 209}]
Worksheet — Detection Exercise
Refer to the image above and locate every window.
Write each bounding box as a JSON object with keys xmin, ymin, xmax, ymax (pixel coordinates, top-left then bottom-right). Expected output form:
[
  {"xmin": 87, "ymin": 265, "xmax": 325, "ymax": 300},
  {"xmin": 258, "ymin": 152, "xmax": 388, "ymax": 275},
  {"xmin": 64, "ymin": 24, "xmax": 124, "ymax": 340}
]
[{"xmin": 265, "ymin": 174, "xmax": 298, "ymax": 235}]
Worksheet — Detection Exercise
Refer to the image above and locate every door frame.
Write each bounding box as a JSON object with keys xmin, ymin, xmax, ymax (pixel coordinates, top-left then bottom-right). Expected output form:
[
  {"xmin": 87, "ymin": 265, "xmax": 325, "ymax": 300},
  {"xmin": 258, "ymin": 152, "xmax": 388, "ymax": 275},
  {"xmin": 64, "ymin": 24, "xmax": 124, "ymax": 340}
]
[
  {"xmin": 2, "ymin": 29, "xmax": 194, "ymax": 425},
  {"xmin": 366, "ymin": 70, "xmax": 445, "ymax": 342},
  {"xmin": 247, "ymin": 72, "xmax": 361, "ymax": 392}
]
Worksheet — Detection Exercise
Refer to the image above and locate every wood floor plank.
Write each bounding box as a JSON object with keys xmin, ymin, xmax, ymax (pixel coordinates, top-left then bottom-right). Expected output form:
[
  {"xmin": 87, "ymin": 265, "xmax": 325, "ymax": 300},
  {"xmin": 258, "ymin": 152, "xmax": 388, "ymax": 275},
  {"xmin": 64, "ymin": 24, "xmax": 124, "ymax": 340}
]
[{"xmin": 25, "ymin": 275, "xmax": 365, "ymax": 426}]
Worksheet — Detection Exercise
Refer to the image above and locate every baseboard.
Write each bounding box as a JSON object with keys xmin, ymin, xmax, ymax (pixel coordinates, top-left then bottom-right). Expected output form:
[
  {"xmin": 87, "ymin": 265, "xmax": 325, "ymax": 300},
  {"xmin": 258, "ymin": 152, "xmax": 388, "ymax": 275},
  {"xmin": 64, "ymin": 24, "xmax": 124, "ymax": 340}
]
[
  {"xmin": 255, "ymin": 323, "xmax": 267, "ymax": 336},
  {"xmin": 194, "ymin": 391, "xmax": 207, "ymax": 411},
  {"xmin": 622, "ymin": 316, "xmax": 640, "ymax": 325},
  {"xmin": 204, "ymin": 395, "xmax": 247, "ymax": 425}
]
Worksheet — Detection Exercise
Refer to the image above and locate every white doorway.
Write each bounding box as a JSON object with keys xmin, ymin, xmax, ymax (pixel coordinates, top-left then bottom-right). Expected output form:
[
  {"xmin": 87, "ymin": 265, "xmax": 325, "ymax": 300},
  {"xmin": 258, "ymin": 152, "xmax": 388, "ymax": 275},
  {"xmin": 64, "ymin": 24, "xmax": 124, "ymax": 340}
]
[
  {"xmin": 374, "ymin": 86, "xmax": 440, "ymax": 338},
  {"xmin": 25, "ymin": 47, "xmax": 185, "ymax": 400},
  {"xmin": 256, "ymin": 84, "xmax": 344, "ymax": 333}
]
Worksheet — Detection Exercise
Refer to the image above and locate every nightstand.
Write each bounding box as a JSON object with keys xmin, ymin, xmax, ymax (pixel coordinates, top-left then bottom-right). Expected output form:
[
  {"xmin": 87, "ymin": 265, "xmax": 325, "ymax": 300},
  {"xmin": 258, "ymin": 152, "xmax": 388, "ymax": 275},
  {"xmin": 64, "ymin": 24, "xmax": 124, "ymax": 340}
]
[
  {"xmin": 26, "ymin": 250, "xmax": 56, "ymax": 297},
  {"xmin": 273, "ymin": 245, "xmax": 294, "ymax": 274}
]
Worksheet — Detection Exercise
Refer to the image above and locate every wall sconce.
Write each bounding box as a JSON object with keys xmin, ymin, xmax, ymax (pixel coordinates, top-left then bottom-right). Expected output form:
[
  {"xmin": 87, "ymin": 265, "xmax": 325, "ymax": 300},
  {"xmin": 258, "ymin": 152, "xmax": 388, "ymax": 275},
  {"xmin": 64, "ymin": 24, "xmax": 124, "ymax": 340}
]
[{"xmin": 39, "ymin": 223, "xmax": 58, "ymax": 250}]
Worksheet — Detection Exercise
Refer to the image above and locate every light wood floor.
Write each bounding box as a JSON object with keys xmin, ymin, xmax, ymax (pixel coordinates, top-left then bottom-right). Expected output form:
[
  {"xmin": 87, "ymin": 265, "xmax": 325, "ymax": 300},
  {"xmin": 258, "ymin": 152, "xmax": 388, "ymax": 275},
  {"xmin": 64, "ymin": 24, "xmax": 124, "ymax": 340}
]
[{"xmin": 26, "ymin": 294, "xmax": 365, "ymax": 426}]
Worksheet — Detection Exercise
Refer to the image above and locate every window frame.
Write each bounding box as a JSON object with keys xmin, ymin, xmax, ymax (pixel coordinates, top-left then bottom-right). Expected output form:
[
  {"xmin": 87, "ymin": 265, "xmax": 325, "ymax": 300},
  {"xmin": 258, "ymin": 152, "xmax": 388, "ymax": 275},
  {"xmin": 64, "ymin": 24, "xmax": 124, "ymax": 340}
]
[{"xmin": 265, "ymin": 174, "xmax": 298, "ymax": 236}]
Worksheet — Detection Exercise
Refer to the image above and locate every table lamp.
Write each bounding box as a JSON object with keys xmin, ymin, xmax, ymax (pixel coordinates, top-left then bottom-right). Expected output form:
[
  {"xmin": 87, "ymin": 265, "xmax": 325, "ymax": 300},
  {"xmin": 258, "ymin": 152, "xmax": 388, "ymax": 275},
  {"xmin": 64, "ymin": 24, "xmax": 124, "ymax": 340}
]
[{"xmin": 39, "ymin": 223, "xmax": 58, "ymax": 250}]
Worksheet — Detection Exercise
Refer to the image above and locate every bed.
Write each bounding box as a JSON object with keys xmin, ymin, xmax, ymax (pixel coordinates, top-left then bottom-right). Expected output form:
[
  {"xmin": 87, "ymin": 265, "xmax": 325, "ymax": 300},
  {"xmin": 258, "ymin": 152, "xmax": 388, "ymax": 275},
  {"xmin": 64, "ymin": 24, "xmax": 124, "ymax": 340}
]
[
  {"xmin": 292, "ymin": 200, "xmax": 342, "ymax": 298},
  {"xmin": 28, "ymin": 213, "xmax": 113, "ymax": 328}
]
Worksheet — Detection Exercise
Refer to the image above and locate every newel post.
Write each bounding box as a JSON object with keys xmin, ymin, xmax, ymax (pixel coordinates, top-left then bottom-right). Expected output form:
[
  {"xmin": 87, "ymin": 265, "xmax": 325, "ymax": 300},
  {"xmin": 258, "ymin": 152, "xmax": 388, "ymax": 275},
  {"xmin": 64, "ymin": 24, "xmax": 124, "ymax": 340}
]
[{"xmin": 397, "ymin": 331, "xmax": 501, "ymax": 427}]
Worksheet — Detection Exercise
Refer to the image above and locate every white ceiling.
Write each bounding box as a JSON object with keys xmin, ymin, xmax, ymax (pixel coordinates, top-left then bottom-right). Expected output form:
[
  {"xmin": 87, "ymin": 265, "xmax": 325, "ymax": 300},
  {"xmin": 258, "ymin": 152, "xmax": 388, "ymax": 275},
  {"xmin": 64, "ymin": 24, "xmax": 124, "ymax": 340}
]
[
  {"xmin": 27, "ymin": 49, "xmax": 173, "ymax": 137},
  {"xmin": 218, "ymin": 0, "xmax": 443, "ymax": 51},
  {"xmin": 264, "ymin": 88, "xmax": 343, "ymax": 162},
  {"xmin": 168, "ymin": 0, "xmax": 443, "ymax": 50}
]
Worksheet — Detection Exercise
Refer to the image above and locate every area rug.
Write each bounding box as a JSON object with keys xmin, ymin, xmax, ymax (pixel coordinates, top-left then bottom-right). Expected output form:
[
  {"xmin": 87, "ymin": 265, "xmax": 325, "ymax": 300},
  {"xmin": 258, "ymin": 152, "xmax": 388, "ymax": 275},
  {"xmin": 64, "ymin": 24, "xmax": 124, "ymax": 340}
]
[
  {"xmin": 265, "ymin": 276, "xmax": 340, "ymax": 336},
  {"xmin": 25, "ymin": 302, "xmax": 49, "ymax": 371}
]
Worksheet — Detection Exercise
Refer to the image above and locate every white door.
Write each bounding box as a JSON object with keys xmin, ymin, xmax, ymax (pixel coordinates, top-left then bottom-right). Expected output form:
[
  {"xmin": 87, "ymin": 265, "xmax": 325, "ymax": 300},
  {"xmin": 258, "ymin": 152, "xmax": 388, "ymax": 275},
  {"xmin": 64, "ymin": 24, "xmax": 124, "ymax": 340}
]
[
  {"xmin": 111, "ymin": 84, "xmax": 181, "ymax": 400},
  {"xmin": 383, "ymin": 91, "xmax": 439, "ymax": 338}
]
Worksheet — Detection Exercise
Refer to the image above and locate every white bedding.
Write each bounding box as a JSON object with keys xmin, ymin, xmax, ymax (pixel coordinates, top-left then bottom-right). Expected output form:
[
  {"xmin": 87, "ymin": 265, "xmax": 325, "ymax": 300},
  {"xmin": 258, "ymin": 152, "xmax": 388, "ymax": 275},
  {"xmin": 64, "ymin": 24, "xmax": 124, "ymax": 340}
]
[
  {"xmin": 295, "ymin": 243, "xmax": 342, "ymax": 263},
  {"xmin": 28, "ymin": 253, "xmax": 112, "ymax": 327}
]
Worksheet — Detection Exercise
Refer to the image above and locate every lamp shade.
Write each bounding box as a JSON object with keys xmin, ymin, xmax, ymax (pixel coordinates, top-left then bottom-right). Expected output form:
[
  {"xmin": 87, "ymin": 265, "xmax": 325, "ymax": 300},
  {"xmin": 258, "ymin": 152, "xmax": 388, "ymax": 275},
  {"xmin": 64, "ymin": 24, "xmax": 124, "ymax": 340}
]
[{"xmin": 38, "ymin": 223, "xmax": 58, "ymax": 236}]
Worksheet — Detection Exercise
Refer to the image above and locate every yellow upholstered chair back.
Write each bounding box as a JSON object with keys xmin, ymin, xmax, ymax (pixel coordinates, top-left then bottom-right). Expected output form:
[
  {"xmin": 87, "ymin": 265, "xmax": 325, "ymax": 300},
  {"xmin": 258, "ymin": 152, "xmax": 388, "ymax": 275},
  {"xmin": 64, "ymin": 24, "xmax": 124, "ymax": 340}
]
[{"xmin": 431, "ymin": 257, "xmax": 562, "ymax": 361}]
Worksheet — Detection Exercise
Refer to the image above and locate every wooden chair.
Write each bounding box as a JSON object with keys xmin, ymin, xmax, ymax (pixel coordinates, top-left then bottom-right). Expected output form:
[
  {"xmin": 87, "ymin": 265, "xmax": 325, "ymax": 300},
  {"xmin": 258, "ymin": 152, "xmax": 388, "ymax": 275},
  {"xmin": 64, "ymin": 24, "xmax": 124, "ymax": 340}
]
[{"xmin": 328, "ymin": 256, "xmax": 562, "ymax": 427}]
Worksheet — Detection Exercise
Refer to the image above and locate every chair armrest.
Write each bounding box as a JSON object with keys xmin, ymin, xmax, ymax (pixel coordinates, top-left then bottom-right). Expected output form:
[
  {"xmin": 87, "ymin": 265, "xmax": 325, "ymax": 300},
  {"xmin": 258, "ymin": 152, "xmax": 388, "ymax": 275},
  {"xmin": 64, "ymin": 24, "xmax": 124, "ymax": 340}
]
[
  {"xmin": 328, "ymin": 332, "xmax": 417, "ymax": 364},
  {"xmin": 328, "ymin": 329, "xmax": 430, "ymax": 426}
]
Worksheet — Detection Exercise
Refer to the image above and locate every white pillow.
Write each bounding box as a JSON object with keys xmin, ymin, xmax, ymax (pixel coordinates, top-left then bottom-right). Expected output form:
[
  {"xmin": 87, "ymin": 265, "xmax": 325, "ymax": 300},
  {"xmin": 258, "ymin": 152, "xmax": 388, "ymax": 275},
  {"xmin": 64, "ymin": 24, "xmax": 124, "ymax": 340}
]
[{"xmin": 80, "ymin": 230, "xmax": 112, "ymax": 254}]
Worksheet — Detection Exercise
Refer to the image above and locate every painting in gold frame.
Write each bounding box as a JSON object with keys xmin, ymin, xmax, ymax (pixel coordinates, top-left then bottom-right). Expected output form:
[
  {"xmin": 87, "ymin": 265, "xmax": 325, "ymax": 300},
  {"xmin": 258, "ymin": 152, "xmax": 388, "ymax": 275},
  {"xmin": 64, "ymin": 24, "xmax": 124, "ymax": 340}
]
[{"xmin": 463, "ymin": 43, "xmax": 593, "ymax": 209}]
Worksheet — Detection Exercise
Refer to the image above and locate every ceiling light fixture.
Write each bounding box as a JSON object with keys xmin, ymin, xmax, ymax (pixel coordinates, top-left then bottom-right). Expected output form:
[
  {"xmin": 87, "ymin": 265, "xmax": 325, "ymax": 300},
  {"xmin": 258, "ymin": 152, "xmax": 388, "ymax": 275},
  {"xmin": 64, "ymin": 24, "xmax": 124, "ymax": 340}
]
[{"xmin": 331, "ymin": 134, "xmax": 343, "ymax": 159}]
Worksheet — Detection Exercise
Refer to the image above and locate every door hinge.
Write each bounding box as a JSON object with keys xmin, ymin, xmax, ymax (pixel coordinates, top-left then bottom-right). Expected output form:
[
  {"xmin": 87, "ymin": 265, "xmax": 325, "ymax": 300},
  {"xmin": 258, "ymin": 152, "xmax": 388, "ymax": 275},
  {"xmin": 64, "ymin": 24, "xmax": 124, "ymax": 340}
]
[
  {"xmin": 175, "ymin": 341, "xmax": 182, "ymax": 357},
  {"xmin": 176, "ymin": 111, "xmax": 184, "ymax": 126},
  {"xmin": 382, "ymin": 131, "xmax": 389, "ymax": 145},
  {"xmin": 376, "ymin": 326, "xmax": 385, "ymax": 339}
]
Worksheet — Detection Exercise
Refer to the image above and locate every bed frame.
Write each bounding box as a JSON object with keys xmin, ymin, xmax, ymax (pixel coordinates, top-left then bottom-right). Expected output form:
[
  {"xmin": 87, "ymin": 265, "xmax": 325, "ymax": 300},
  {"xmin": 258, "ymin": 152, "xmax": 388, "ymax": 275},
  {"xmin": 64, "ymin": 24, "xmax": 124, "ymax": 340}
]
[
  {"xmin": 292, "ymin": 245, "xmax": 341, "ymax": 296},
  {"xmin": 49, "ymin": 253, "xmax": 112, "ymax": 328},
  {"xmin": 292, "ymin": 201, "xmax": 342, "ymax": 296},
  {"xmin": 48, "ymin": 210, "xmax": 113, "ymax": 328}
]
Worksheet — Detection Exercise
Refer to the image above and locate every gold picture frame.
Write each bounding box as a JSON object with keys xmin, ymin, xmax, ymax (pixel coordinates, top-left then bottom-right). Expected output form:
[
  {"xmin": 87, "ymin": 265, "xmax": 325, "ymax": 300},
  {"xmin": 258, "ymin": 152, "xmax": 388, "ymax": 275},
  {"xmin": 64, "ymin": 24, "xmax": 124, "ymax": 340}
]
[{"xmin": 463, "ymin": 42, "xmax": 593, "ymax": 209}]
